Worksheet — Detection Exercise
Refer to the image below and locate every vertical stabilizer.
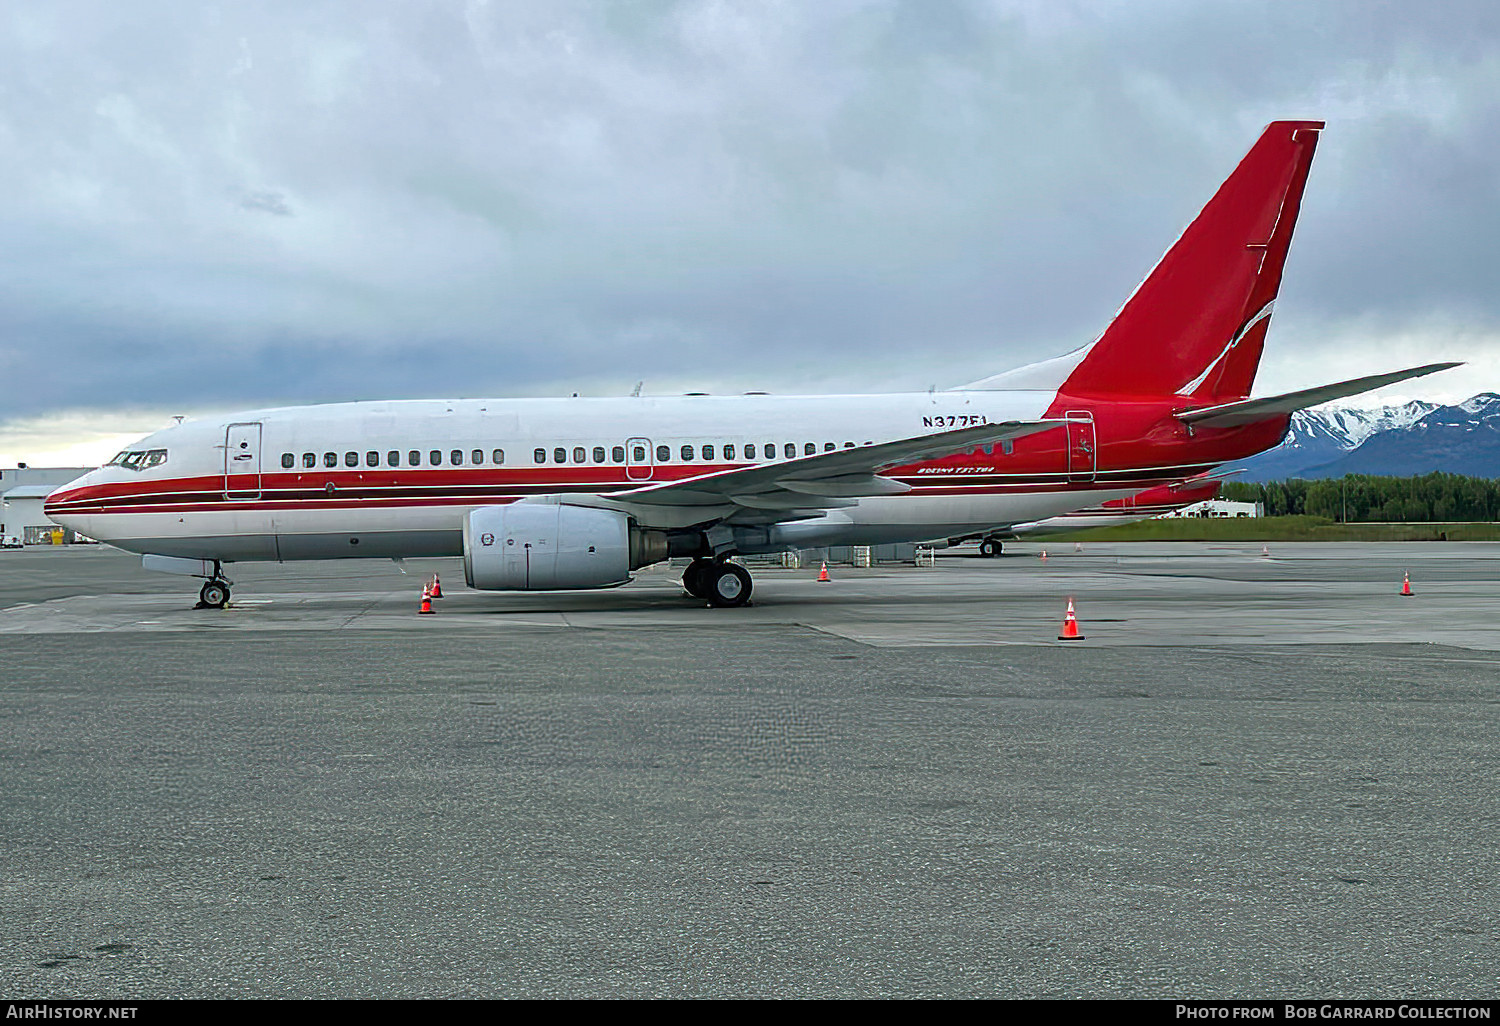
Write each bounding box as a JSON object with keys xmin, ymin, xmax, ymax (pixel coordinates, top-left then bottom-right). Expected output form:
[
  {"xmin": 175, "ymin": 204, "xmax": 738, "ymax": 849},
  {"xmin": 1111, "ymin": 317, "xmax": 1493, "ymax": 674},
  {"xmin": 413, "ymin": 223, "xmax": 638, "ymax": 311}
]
[{"xmin": 1060, "ymin": 121, "xmax": 1323, "ymax": 401}]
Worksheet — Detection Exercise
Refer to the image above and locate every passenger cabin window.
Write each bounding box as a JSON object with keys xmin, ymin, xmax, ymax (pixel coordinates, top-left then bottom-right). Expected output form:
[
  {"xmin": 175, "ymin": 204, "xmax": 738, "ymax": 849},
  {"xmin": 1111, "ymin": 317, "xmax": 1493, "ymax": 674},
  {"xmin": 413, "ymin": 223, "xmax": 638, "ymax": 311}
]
[
  {"xmin": 534, "ymin": 448, "xmax": 546, "ymax": 464},
  {"xmin": 472, "ymin": 449, "xmax": 484, "ymax": 465},
  {"xmin": 725, "ymin": 444, "xmax": 736, "ymax": 460},
  {"xmin": 824, "ymin": 442, "xmax": 835, "ymax": 452},
  {"xmin": 302, "ymin": 453, "xmax": 315, "ymax": 468},
  {"xmin": 553, "ymin": 447, "xmax": 566, "ymax": 464},
  {"xmin": 844, "ymin": 442, "xmax": 855, "ymax": 448},
  {"xmin": 493, "ymin": 448, "xmax": 505, "ymax": 465},
  {"xmin": 765, "ymin": 442, "xmax": 775, "ymax": 459},
  {"xmin": 632, "ymin": 445, "xmax": 646, "ymax": 462},
  {"xmin": 784, "ymin": 443, "xmax": 796, "ymax": 459},
  {"xmin": 366, "ymin": 451, "xmax": 379, "ymax": 467},
  {"xmin": 680, "ymin": 444, "xmax": 694, "ymax": 461},
  {"xmin": 430, "ymin": 450, "xmax": 442, "ymax": 466},
  {"xmin": 593, "ymin": 446, "xmax": 606, "ymax": 464},
  {"xmin": 281, "ymin": 453, "xmax": 294, "ymax": 469},
  {"xmin": 451, "ymin": 450, "xmax": 463, "ymax": 466},
  {"xmin": 656, "ymin": 445, "xmax": 670, "ymax": 462},
  {"xmin": 409, "ymin": 450, "xmax": 421, "ymax": 466},
  {"xmin": 804, "ymin": 442, "xmax": 816, "ymax": 456},
  {"xmin": 388, "ymin": 451, "xmax": 400, "ymax": 466},
  {"xmin": 324, "ymin": 452, "xmax": 337, "ymax": 468},
  {"xmin": 345, "ymin": 452, "xmax": 358, "ymax": 467},
  {"xmin": 612, "ymin": 446, "xmax": 625, "ymax": 463},
  {"xmin": 573, "ymin": 446, "xmax": 586, "ymax": 464},
  {"xmin": 702, "ymin": 444, "xmax": 714, "ymax": 460}
]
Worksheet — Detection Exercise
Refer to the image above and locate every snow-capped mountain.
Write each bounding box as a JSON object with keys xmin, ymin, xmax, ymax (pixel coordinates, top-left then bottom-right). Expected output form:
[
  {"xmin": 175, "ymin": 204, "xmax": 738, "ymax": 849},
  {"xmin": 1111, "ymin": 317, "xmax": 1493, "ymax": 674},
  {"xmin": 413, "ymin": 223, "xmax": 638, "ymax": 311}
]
[
  {"xmin": 1240, "ymin": 395, "xmax": 1500, "ymax": 481},
  {"xmin": 1305, "ymin": 401, "xmax": 1441, "ymax": 447}
]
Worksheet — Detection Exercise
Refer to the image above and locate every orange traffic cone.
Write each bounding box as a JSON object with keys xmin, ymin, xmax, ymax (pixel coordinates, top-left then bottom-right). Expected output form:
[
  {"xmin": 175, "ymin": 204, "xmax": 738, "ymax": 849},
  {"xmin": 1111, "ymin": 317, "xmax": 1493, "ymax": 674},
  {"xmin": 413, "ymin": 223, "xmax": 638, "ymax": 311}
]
[
  {"xmin": 817, "ymin": 561, "xmax": 830, "ymax": 582},
  {"xmin": 1401, "ymin": 571, "xmax": 1413, "ymax": 597},
  {"xmin": 418, "ymin": 585, "xmax": 435, "ymax": 614},
  {"xmin": 1057, "ymin": 598, "xmax": 1084, "ymax": 641},
  {"xmin": 430, "ymin": 573, "xmax": 443, "ymax": 598}
]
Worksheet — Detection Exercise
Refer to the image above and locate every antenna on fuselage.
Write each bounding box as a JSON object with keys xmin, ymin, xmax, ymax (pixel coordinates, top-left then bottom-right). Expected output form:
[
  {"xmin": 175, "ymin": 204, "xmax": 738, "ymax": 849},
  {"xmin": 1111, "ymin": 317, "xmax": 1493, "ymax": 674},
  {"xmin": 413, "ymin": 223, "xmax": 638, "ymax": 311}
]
[
  {"xmin": 631, "ymin": 381, "xmax": 643, "ymax": 397},
  {"xmin": 173, "ymin": 416, "xmax": 184, "ymax": 424}
]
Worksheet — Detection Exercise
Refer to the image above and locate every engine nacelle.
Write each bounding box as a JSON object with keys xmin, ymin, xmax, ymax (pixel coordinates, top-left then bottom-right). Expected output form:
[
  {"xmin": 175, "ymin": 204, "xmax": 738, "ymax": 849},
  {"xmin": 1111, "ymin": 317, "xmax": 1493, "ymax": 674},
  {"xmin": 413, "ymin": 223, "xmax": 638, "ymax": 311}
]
[{"xmin": 463, "ymin": 502, "xmax": 636, "ymax": 591}]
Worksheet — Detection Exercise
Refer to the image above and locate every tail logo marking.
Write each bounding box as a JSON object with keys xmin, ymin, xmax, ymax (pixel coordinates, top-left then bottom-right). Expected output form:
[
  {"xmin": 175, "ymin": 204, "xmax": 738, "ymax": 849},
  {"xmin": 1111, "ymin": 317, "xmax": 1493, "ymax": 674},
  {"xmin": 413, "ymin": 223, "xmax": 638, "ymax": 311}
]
[{"xmin": 1179, "ymin": 300, "xmax": 1276, "ymax": 395}]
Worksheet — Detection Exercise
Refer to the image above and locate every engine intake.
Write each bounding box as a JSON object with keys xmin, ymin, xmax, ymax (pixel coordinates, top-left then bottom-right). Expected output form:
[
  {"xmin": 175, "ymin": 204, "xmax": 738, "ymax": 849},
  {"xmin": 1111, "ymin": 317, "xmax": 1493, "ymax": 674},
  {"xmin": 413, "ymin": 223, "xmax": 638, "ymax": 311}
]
[{"xmin": 464, "ymin": 502, "xmax": 651, "ymax": 591}]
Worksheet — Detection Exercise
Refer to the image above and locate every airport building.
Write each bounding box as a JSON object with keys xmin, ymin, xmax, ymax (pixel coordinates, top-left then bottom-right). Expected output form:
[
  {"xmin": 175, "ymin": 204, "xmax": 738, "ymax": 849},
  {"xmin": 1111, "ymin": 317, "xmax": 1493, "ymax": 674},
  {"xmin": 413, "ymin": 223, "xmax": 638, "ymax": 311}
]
[
  {"xmin": 1162, "ymin": 499, "xmax": 1262, "ymax": 519},
  {"xmin": 1, "ymin": 466, "xmax": 92, "ymax": 545}
]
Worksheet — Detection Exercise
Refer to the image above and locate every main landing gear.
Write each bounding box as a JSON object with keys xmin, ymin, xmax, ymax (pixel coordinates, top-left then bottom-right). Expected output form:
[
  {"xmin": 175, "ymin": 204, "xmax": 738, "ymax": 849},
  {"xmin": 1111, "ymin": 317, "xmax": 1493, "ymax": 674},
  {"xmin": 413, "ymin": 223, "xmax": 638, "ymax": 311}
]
[
  {"xmin": 682, "ymin": 557, "xmax": 753, "ymax": 608},
  {"xmin": 196, "ymin": 561, "xmax": 232, "ymax": 609},
  {"xmin": 979, "ymin": 536, "xmax": 1004, "ymax": 558}
]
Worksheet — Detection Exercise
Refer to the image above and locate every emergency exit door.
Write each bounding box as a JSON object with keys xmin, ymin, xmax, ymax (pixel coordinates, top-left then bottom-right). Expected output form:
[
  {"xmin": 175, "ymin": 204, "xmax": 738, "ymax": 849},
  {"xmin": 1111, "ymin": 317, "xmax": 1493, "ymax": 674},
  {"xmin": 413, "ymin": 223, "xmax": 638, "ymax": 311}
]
[{"xmin": 625, "ymin": 437, "xmax": 654, "ymax": 481}]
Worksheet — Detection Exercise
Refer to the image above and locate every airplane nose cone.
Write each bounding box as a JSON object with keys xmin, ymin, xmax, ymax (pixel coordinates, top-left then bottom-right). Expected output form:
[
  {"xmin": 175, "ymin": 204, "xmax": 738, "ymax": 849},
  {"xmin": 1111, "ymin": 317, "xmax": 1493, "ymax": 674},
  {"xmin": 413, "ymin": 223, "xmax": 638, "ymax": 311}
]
[{"xmin": 42, "ymin": 470, "xmax": 97, "ymax": 533}]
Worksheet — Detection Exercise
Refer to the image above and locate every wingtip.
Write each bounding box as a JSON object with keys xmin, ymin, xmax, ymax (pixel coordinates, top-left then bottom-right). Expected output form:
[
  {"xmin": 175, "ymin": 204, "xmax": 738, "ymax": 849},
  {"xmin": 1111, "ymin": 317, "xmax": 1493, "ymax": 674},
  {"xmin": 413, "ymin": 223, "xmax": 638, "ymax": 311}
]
[{"xmin": 1411, "ymin": 361, "xmax": 1465, "ymax": 376}]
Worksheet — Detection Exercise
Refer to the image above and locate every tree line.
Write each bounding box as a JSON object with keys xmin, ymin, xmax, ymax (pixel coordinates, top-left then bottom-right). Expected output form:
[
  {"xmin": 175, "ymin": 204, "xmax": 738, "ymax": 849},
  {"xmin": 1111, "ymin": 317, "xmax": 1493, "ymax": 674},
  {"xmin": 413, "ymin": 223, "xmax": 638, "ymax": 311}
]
[{"xmin": 1221, "ymin": 473, "xmax": 1500, "ymax": 523}]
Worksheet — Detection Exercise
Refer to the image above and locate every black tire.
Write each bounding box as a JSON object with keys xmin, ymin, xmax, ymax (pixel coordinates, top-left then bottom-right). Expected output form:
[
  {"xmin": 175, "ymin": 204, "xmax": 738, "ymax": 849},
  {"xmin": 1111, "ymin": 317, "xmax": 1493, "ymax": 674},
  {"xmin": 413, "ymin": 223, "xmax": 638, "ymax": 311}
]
[
  {"xmin": 980, "ymin": 538, "xmax": 1003, "ymax": 558},
  {"xmin": 199, "ymin": 580, "xmax": 230, "ymax": 608},
  {"xmin": 682, "ymin": 558, "xmax": 715, "ymax": 598},
  {"xmin": 704, "ymin": 562, "xmax": 753, "ymax": 608}
]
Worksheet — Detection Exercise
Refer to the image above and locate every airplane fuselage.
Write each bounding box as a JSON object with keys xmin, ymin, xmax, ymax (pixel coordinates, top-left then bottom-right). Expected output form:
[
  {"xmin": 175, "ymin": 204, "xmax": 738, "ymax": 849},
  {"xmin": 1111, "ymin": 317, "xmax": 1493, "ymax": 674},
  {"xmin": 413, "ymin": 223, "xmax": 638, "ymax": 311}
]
[{"xmin": 45, "ymin": 389, "xmax": 1286, "ymax": 563}]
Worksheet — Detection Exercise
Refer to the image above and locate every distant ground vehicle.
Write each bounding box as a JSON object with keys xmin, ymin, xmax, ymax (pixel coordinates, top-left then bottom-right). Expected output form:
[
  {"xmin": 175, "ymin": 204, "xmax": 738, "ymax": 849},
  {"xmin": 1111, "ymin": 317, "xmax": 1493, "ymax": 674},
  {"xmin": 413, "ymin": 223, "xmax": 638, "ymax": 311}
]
[{"xmin": 1, "ymin": 536, "xmax": 22, "ymax": 549}]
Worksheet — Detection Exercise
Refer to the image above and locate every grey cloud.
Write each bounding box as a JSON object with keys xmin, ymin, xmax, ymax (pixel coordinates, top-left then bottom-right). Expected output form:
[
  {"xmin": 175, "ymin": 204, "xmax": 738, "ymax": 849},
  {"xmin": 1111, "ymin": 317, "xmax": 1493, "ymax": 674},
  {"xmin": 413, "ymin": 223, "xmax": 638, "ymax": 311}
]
[{"xmin": 239, "ymin": 190, "xmax": 293, "ymax": 216}]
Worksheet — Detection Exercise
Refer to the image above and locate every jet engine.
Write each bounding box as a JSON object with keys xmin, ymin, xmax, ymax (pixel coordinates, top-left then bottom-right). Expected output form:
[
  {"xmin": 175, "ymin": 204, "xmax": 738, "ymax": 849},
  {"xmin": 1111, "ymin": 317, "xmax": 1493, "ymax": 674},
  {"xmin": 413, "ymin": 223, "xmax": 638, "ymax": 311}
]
[{"xmin": 462, "ymin": 502, "xmax": 669, "ymax": 591}]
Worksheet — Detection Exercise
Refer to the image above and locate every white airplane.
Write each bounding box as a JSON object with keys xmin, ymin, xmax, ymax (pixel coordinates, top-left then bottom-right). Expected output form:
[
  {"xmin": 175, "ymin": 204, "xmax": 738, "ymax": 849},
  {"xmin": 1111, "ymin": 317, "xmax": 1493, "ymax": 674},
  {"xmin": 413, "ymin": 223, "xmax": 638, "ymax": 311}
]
[{"xmin": 46, "ymin": 121, "xmax": 1455, "ymax": 608}]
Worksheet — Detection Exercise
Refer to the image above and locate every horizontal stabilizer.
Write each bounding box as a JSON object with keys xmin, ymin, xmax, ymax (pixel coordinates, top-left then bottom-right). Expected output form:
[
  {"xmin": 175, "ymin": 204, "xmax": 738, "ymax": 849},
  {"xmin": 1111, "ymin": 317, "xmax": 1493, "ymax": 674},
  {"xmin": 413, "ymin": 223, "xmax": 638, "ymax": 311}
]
[
  {"xmin": 1174, "ymin": 363, "xmax": 1461, "ymax": 428},
  {"xmin": 1168, "ymin": 467, "xmax": 1246, "ymax": 490}
]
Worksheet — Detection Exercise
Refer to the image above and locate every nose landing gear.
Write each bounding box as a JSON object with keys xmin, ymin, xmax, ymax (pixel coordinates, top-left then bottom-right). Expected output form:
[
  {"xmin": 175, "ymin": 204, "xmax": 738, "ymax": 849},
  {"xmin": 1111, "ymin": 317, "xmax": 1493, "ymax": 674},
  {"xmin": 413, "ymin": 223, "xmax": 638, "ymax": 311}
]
[
  {"xmin": 197, "ymin": 578, "xmax": 231, "ymax": 609},
  {"xmin": 195, "ymin": 559, "xmax": 232, "ymax": 609}
]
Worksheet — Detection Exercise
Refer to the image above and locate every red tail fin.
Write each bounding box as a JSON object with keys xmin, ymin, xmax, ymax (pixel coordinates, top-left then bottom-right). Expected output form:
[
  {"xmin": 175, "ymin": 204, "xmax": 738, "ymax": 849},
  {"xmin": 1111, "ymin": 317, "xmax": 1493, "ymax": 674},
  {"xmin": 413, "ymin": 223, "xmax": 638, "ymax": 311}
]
[{"xmin": 1061, "ymin": 120, "xmax": 1323, "ymax": 401}]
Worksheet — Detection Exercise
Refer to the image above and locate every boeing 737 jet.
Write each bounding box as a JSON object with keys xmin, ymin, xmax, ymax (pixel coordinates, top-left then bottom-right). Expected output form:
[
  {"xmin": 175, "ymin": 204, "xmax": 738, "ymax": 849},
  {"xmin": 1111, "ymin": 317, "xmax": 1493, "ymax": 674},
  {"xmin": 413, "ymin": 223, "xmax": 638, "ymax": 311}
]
[{"xmin": 46, "ymin": 121, "xmax": 1456, "ymax": 608}]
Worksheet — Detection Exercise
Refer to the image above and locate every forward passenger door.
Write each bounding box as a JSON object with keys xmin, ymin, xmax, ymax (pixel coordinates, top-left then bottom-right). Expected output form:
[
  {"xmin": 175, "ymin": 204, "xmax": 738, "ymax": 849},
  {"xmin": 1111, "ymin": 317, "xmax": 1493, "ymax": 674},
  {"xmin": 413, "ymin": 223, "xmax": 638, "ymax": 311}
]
[{"xmin": 224, "ymin": 422, "xmax": 263, "ymax": 499}]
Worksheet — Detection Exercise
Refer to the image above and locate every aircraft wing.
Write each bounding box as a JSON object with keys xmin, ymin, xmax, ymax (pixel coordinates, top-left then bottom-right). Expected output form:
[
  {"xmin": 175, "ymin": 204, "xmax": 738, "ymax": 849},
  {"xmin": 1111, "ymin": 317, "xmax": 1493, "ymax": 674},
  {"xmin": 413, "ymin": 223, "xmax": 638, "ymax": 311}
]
[{"xmin": 593, "ymin": 419, "xmax": 1066, "ymax": 527}]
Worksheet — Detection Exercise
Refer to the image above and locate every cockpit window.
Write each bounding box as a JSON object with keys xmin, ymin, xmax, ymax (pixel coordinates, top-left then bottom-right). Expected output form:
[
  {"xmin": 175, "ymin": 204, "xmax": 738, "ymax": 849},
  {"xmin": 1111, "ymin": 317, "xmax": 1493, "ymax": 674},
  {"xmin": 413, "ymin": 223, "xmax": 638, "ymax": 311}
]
[
  {"xmin": 105, "ymin": 451, "xmax": 128, "ymax": 467},
  {"xmin": 115, "ymin": 449, "xmax": 166, "ymax": 471}
]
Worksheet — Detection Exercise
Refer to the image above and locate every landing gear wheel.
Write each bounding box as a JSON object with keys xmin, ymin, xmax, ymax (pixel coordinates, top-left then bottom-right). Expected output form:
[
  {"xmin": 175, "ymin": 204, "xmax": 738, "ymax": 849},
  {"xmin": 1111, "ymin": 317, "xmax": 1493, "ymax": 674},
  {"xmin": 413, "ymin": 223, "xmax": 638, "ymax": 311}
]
[
  {"xmin": 198, "ymin": 580, "xmax": 230, "ymax": 609},
  {"xmin": 979, "ymin": 537, "xmax": 1003, "ymax": 558},
  {"xmin": 682, "ymin": 558, "xmax": 715, "ymax": 598},
  {"xmin": 704, "ymin": 562, "xmax": 753, "ymax": 608}
]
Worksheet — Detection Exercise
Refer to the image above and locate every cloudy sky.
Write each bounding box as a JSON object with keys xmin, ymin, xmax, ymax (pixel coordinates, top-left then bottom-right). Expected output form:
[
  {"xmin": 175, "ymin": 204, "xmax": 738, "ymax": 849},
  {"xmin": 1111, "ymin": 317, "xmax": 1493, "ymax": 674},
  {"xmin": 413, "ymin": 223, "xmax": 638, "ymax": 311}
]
[{"xmin": 2, "ymin": 0, "xmax": 1498, "ymax": 464}]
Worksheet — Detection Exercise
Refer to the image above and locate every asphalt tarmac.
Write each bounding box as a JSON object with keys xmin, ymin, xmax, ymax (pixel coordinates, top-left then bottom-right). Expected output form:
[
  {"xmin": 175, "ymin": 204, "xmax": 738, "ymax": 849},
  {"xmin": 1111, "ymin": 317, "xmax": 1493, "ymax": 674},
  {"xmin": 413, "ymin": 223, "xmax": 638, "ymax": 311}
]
[{"xmin": 0, "ymin": 543, "xmax": 1496, "ymax": 998}]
